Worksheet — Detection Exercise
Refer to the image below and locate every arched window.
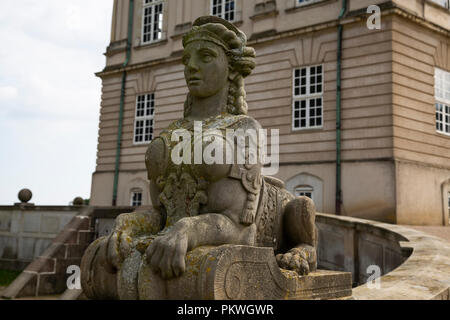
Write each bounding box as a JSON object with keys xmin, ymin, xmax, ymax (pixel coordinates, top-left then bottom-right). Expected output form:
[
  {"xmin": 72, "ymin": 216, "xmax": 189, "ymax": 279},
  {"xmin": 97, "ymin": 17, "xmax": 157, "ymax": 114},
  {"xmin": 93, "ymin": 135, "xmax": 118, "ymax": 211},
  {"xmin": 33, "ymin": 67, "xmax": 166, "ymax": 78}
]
[
  {"xmin": 295, "ymin": 185, "xmax": 314, "ymax": 200},
  {"xmin": 447, "ymin": 192, "xmax": 450, "ymax": 222},
  {"xmin": 286, "ymin": 173, "xmax": 323, "ymax": 212},
  {"xmin": 441, "ymin": 179, "xmax": 450, "ymax": 225},
  {"xmin": 130, "ymin": 189, "xmax": 143, "ymax": 207}
]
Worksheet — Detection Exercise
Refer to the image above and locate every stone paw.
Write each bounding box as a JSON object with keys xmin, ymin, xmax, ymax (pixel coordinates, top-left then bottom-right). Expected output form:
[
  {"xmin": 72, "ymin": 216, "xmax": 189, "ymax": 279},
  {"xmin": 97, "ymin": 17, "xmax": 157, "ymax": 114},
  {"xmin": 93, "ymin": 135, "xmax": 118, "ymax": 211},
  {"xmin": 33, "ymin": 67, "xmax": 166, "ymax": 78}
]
[{"xmin": 276, "ymin": 248, "xmax": 311, "ymax": 276}]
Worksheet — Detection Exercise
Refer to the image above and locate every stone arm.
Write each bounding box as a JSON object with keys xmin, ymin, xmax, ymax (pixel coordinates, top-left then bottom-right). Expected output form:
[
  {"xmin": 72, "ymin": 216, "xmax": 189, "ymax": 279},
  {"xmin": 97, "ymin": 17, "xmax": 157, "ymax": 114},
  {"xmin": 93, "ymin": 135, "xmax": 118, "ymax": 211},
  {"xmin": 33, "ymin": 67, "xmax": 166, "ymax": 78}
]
[
  {"xmin": 105, "ymin": 180, "xmax": 164, "ymax": 269},
  {"xmin": 180, "ymin": 214, "xmax": 257, "ymax": 250},
  {"xmin": 146, "ymin": 193, "xmax": 257, "ymax": 280},
  {"xmin": 106, "ymin": 208, "xmax": 163, "ymax": 269}
]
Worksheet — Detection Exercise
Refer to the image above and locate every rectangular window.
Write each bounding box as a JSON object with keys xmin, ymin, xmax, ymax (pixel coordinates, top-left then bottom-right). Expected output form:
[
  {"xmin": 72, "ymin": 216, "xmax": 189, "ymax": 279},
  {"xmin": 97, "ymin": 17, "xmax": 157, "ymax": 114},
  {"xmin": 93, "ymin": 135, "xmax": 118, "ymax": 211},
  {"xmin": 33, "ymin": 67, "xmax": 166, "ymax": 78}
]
[
  {"xmin": 211, "ymin": 0, "xmax": 236, "ymax": 22},
  {"xmin": 296, "ymin": 0, "xmax": 325, "ymax": 7},
  {"xmin": 134, "ymin": 93, "xmax": 155, "ymax": 144},
  {"xmin": 142, "ymin": 0, "xmax": 164, "ymax": 44},
  {"xmin": 131, "ymin": 191, "xmax": 143, "ymax": 207},
  {"xmin": 430, "ymin": 0, "xmax": 450, "ymax": 9},
  {"xmin": 293, "ymin": 65, "xmax": 324, "ymax": 130},
  {"xmin": 435, "ymin": 68, "xmax": 450, "ymax": 136}
]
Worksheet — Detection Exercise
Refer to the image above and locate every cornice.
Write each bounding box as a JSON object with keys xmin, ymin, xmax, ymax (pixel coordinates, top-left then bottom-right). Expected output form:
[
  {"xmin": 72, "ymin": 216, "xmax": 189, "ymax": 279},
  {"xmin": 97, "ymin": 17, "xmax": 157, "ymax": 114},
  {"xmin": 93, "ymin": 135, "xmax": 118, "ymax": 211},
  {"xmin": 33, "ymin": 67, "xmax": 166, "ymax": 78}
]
[{"xmin": 96, "ymin": 2, "xmax": 450, "ymax": 78}]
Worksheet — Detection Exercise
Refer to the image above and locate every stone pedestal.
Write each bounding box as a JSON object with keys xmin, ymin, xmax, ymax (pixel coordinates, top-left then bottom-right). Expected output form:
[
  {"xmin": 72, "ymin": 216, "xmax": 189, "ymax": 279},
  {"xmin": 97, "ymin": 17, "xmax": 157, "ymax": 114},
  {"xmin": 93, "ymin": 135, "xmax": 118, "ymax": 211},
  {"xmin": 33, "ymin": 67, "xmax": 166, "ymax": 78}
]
[{"xmin": 92, "ymin": 245, "xmax": 352, "ymax": 300}]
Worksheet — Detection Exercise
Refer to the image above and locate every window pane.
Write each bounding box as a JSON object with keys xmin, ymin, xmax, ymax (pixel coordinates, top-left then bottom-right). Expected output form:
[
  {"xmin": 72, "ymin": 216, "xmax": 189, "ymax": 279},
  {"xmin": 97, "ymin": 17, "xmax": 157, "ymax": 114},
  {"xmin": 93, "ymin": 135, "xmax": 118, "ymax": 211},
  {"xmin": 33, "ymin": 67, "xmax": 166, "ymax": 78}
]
[
  {"xmin": 143, "ymin": 1, "xmax": 164, "ymax": 43},
  {"xmin": 294, "ymin": 67, "xmax": 308, "ymax": 97},
  {"xmin": 225, "ymin": 0, "xmax": 235, "ymax": 21},
  {"xmin": 135, "ymin": 93, "xmax": 155, "ymax": 143},
  {"xmin": 292, "ymin": 65, "xmax": 324, "ymax": 130},
  {"xmin": 295, "ymin": 186, "xmax": 314, "ymax": 200},
  {"xmin": 132, "ymin": 191, "xmax": 143, "ymax": 206},
  {"xmin": 212, "ymin": 0, "xmax": 235, "ymax": 21},
  {"xmin": 309, "ymin": 98, "xmax": 323, "ymax": 128}
]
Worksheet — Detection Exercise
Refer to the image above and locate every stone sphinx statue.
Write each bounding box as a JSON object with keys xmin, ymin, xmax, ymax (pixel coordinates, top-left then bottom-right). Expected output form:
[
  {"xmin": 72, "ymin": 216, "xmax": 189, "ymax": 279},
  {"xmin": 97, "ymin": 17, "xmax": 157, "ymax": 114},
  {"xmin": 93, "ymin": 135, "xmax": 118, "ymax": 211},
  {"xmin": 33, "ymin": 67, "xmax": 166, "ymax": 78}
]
[{"xmin": 81, "ymin": 16, "xmax": 329, "ymax": 300}]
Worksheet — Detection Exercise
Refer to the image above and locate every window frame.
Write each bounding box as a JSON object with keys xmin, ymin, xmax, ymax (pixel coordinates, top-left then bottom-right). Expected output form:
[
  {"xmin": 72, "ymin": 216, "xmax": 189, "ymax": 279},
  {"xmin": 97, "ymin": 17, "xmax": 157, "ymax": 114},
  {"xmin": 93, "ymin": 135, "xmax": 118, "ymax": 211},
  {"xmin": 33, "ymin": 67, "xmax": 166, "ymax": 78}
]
[
  {"xmin": 295, "ymin": 186, "xmax": 314, "ymax": 201},
  {"xmin": 210, "ymin": 0, "xmax": 237, "ymax": 22},
  {"xmin": 295, "ymin": 0, "xmax": 326, "ymax": 8},
  {"xmin": 448, "ymin": 192, "xmax": 450, "ymax": 221},
  {"xmin": 292, "ymin": 64, "xmax": 324, "ymax": 131},
  {"xmin": 141, "ymin": 0, "xmax": 165, "ymax": 45},
  {"xmin": 133, "ymin": 93, "xmax": 155, "ymax": 145},
  {"xmin": 130, "ymin": 189, "xmax": 143, "ymax": 207},
  {"xmin": 429, "ymin": 0, "xmax": 450, "ymax": 9},
  {"xmin": 435, "ymin": 68, "xmax": 450, "ymax": 137}
]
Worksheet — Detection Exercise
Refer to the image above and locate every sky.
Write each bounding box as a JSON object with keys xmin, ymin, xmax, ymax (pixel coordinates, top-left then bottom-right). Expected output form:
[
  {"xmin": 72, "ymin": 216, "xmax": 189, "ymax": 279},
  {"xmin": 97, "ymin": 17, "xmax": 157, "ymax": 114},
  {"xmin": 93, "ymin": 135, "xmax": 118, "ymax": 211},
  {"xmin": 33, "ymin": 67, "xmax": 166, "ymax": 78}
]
[{"xmin": 0, "ymin": 0, "xmax": 114, "ymax": 205}]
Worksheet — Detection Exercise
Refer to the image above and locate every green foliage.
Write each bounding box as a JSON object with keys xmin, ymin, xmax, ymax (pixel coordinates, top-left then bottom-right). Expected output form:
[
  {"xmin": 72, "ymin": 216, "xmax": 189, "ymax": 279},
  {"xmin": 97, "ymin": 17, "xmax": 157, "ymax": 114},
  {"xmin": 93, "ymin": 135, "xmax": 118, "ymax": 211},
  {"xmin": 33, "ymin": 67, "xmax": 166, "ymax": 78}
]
[{"xmin": 0, "ymin": 269, "xmax": 21, "ymax": 286}]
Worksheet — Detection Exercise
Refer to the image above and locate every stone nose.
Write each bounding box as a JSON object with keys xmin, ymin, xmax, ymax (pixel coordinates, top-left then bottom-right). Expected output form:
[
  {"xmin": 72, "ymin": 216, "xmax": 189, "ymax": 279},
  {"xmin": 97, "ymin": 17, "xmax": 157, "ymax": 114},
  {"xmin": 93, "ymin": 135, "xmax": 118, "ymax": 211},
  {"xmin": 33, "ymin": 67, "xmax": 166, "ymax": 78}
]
[{"xmin": 186, "ymin": 57, "xmax": 199, "ymax": 73}]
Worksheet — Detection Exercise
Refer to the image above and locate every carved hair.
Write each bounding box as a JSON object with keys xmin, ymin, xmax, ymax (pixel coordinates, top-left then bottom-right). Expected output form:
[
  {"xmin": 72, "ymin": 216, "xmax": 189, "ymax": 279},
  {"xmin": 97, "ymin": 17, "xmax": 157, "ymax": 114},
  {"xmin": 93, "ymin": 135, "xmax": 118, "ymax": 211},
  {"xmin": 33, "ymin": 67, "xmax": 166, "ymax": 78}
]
[{"xmin": 183, "ymin": 16, "xmax": 256, "ymax": 117}]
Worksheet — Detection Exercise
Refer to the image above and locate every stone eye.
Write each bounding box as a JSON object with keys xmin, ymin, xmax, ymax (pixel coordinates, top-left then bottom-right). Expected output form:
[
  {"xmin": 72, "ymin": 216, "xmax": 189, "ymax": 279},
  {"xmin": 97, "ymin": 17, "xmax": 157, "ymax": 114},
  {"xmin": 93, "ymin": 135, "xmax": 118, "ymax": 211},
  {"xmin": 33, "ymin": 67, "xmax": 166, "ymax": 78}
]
[
  {"xmin": 182, "ymin": 55, "xmax": 190, "ymax": 65},
  {"xmin": 200, "ymin": 51, "xmax": 215, "ymax": 63}
]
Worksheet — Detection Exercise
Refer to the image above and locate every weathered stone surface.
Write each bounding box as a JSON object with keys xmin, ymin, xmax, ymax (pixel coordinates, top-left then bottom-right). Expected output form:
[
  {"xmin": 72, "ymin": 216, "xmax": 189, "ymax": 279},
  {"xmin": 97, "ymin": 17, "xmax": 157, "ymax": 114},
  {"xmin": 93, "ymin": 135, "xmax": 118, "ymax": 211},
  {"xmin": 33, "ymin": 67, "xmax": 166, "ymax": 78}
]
[
  {"xmin": 0, "ymin": 212, "xmax": 11, "ymax": 231},
  {"xmin": 81, "ymin": 16, "xmax": 327, "ymax": 300},
  {"xmin": 317, "ymin": 213, "xmax": 450, "ymax": 300},
  {"xmin": 83, "ymin": 244, "xmax": 351, "ymax": 300},
  {"xmin": 41, "ymin": 216, "xmax": 60, "ymax": 234},
  {"xmin": 18, "ymin": 189, "xmax": 32, "ymax": 203},
  {"xmin": 2, "ymin": 207, "xmax": 96, "ymax": 299},
  {"xmin": 23, "ymin": 214, "xmax": 41, "ymax": 233}
]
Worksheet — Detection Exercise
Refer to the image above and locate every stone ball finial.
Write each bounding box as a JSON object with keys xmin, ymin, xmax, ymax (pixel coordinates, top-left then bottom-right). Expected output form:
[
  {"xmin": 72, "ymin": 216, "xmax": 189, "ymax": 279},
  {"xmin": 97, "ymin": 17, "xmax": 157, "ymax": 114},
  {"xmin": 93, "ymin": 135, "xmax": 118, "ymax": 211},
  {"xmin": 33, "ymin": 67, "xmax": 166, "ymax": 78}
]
[
  {"xmin": 18, "ymin": 189, "xmax": 32, "ymax": 203},
  {"xmin": 73, "ymin": 197, "xmax": 84, "ymax": 206}
]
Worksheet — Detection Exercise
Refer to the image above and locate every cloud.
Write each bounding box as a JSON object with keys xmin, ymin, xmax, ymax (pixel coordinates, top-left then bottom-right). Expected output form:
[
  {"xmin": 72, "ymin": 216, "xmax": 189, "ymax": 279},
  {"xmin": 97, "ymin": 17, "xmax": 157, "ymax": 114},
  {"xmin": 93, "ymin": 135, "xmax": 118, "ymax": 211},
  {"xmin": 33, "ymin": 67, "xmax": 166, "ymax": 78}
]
[
  {"xmin": 0, "ymin": 0, "xmax": 113, "ymax": 205},
  {"xmin": 0, "ymin": 86, "xmax": 18, "ymax": 100}
]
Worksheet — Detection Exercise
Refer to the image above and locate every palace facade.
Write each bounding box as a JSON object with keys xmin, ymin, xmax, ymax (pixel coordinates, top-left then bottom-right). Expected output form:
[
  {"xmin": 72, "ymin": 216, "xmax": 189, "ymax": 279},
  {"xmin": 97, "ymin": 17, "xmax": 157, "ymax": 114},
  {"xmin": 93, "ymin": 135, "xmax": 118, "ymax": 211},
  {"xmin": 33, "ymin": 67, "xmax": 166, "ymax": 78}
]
[{"xmin": 90, "ymin": 0, "xmax": 450, "ymax": 225}]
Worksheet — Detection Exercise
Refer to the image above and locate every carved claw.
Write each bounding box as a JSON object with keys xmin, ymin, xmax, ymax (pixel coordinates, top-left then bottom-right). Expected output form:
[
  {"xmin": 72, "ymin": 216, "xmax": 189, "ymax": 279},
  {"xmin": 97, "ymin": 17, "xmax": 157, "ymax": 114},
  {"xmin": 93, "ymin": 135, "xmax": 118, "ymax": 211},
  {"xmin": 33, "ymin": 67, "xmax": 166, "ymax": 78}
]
[
  {"xmin": 276, "ymin": 251, "xmax": 310, "ymax": 276},
  {"xmin": 276, "ymin": 245, "xmax": 317, "ymax": 276}
]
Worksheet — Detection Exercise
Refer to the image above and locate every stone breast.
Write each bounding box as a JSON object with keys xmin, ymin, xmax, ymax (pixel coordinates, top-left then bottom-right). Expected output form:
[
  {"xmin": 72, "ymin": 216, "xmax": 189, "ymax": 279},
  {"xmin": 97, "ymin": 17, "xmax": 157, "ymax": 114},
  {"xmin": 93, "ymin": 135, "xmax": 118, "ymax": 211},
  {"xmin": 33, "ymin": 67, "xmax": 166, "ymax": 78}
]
[{"xmin": 145, "ymin": 115, "xmax": 248, "ymax": 227}]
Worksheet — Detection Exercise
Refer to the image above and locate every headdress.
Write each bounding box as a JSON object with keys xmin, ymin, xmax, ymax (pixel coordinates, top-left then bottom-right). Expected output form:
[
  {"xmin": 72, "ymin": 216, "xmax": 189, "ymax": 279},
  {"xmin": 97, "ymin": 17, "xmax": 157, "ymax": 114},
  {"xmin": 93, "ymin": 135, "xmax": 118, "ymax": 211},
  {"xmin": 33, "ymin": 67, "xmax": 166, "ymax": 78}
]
[{"xmin": 183, "ymin": 16, "xmax": 256, "ymax": 115}]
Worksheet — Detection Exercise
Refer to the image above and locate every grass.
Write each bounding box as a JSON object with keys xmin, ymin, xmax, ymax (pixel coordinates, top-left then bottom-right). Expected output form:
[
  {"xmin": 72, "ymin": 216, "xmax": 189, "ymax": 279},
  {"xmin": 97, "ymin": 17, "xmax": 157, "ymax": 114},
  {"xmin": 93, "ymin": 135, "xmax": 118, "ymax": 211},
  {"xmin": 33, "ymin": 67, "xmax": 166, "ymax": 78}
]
[{"xmin": 0, "ymin": 270, "xmax": 21, "ymax": 286}]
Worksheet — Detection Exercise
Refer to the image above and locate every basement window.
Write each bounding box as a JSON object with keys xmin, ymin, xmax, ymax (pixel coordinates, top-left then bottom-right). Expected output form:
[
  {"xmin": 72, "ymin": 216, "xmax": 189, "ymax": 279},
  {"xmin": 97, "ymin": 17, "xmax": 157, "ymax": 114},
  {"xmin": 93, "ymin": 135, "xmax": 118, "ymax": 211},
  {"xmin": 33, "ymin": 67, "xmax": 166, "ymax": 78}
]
[
  {"xmin": 295, "ymin": 186, "xmax": 314, "ymax": 200},
  {"xmin": 131, "ymin": 190, "xmax": 143, "ymax": 207},
  {"xmin": 448, "ymin": 192, "xmax": 450, "ymax": 221}
]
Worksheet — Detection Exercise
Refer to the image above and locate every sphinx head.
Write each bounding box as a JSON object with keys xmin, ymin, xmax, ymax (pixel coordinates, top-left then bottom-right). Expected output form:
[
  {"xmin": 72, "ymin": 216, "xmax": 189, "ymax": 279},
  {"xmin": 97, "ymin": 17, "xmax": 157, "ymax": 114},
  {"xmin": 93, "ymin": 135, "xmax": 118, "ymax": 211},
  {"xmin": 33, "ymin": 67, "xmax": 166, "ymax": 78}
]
[{"xmin": 182, "ymin": 16, "xmax": 256, "ymax": 117}]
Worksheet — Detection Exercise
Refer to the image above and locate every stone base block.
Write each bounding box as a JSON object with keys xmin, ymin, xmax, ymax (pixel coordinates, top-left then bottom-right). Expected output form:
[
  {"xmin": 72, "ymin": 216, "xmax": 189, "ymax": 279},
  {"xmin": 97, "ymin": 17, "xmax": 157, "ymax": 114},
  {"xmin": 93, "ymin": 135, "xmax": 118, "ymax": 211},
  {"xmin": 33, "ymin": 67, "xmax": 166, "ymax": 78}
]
[{"xmin": 118, "ymin": 245, "xmax": 352, "ymax": 300}]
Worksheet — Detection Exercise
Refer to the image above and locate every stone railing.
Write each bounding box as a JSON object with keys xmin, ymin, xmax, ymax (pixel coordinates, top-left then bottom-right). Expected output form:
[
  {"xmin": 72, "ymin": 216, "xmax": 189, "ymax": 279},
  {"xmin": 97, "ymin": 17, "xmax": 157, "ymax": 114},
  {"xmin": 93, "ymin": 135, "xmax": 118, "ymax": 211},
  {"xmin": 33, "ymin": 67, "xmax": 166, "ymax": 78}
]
[
  {"xmin": 0, "ymin": 205, "xmax": 82, "ymax": 271},
  {"xmin": 1, "ymin": 206, "xmax": 135, "ymax": 299},
  {"xmin": 4, "ymin": 209, "xmax": 450, "ymax": 299},
  {"xmin": 316, "ymin": 213, "xmax": 450, "ymax": 300}
]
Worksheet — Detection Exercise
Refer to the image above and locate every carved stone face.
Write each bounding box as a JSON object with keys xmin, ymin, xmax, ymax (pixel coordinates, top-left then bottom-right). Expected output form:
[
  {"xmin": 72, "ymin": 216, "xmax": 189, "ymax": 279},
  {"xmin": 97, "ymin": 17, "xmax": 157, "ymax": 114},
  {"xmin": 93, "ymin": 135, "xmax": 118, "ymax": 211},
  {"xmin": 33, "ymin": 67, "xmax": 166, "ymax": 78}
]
[{"xmin": 182, "ymin": 40, "xmax": 230, "ymax": 98}]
